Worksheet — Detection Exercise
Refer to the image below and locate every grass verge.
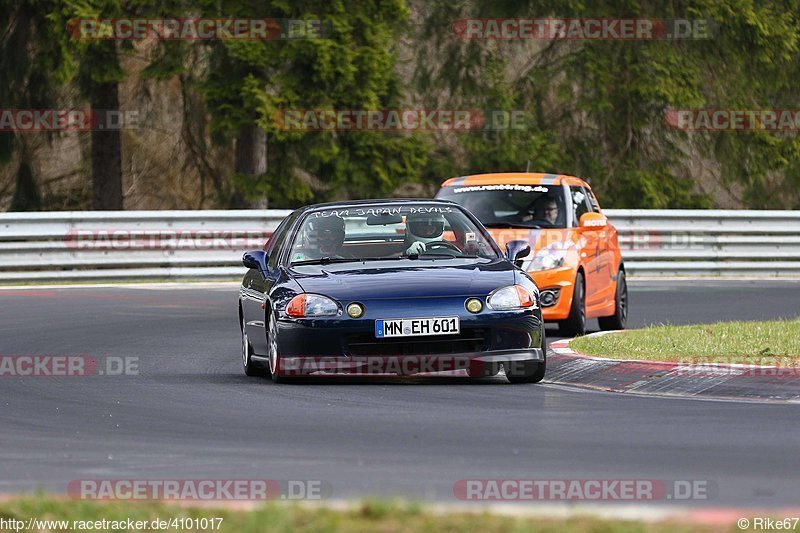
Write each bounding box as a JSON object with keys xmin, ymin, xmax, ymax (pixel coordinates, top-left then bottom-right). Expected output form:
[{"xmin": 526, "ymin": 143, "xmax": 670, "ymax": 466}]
[
  {"xmin": 0, "ymin": 496, "xmax": 736, "ymax": 532},
  {"xmin": 570, "ymin": 318, "xmax": 800, "ymax": 363}
]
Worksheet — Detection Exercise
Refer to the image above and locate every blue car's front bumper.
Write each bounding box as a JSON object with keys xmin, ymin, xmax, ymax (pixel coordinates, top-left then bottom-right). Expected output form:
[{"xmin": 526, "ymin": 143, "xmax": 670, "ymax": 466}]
[{"xmin": 269, "ymin": 296, "xmax": 544, "ymax": 376}]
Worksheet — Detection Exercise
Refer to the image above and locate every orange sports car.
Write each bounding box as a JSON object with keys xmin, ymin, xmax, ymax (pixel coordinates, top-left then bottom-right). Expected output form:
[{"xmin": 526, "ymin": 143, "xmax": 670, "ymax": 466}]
[{"xmin": 436, "ymin": 173, "xmax": 626, "ymax": 336}]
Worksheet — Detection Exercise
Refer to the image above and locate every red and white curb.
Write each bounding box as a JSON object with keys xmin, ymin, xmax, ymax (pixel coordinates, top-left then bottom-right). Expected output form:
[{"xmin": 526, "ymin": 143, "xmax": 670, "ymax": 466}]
[{"xmin": 546, "ymin": 332, "xmax": 800, "ymax": 402}]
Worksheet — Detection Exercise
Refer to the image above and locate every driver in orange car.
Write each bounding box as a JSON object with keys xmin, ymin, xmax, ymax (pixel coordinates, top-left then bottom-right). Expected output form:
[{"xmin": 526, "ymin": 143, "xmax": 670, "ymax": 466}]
[
  {"xmin": 523, "ymin": 196, "xmax": 560, "ymax": 224},
  {"xmin": 537, "ymin": 197, "xmax": 559, "ymax": 224}
]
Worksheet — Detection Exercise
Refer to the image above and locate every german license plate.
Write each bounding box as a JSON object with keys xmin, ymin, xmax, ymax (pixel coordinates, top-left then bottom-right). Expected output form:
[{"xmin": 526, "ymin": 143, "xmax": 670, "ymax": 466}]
[{"xmin": 375, "ymin": 317, "xmax": 460, "ymax": 338}]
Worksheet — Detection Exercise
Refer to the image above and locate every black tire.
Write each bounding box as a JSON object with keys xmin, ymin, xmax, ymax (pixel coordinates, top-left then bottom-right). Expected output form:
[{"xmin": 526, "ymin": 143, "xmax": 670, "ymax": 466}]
[
  {"xmin": 468, "ymin": 360, "xmax": 500, "ymax": 378},
  {"xmin": 268, "ymin": 314, "xmax": 288, "ymax": 383},
  {"xmin": 241, "ymin": 313, "xmax": 267, "ymax": 377},
  {"xmin": 598, "ymin": 269, "xmax": 628, "ymax": 331},
  {"xmin": 506, "ymin": 325, "xmax": 547, "ymax": 384},
  {"xmin": 558, "ymin": 271, "xmax": 586, "ymax": 337}
]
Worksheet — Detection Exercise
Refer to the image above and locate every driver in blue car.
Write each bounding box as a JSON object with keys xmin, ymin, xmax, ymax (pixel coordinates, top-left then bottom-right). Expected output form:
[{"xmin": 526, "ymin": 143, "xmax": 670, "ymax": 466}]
[
  {"xmin": 404, "ymin": 212, "xmax": 447, "ymax": 255},
  {"xmin": 291, "ymin": 215, "xmax": 348, "ymax": 261}
]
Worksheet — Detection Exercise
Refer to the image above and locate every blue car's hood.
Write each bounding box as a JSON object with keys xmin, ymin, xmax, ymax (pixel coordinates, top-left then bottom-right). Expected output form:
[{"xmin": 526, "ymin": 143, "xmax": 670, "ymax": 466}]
[{"xmin": 289, "ymin": 259, "xmax": 516, "ymax": 301}]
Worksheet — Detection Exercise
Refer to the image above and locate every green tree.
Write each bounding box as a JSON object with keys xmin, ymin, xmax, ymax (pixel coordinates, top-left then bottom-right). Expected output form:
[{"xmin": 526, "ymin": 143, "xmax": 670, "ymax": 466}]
[
  {"xmin": 1, "ymin": 0, "xmax": 68, "ymax": 211},
  {"xmin": 199, "ymin": 0, "xmax": 429, "ymax": 208},
  {"xmin": 412, "ymin": 0, "xmax": 800, "ymax": 208},
  {"xmin": 45, "ymin": 0, "xmax": 130, "ymax": 209}
]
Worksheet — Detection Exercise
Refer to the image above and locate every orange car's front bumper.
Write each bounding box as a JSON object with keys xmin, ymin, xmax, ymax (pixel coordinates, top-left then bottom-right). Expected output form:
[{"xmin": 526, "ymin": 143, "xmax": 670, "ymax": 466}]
[{"xmin": 529, "ymin": 266, "xmax": 576, "ymax": 321}]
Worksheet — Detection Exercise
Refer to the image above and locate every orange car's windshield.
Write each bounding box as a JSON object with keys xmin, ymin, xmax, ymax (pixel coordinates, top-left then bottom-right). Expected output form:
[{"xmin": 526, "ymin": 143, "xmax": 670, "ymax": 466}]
[{"xmin": 437, "ymin": 184, "xmax": 568, "ymax": 229}]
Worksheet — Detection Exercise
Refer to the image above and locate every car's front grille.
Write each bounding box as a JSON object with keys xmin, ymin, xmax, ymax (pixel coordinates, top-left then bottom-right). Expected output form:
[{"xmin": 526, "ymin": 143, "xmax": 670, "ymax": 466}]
[{"xmin": 346, "ymin": 329, "xmax": 488, "ymax": 357}]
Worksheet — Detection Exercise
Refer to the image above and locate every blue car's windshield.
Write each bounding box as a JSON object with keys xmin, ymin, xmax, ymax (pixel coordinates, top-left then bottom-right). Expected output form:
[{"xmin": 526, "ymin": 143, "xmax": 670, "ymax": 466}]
[{"xmin": 289, "ymin": 204, "xmax": 500, "ymax": 264}]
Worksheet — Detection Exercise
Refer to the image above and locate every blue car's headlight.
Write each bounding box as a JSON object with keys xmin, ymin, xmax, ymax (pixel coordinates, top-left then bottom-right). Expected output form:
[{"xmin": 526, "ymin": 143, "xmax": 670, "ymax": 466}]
[
  {"xmin": 487, "ymin": 285, "xmax": 538, "ymax": 310},
  {"xmin": 286, "ymin": 293, "xmax": 340, "ymax": 318}
]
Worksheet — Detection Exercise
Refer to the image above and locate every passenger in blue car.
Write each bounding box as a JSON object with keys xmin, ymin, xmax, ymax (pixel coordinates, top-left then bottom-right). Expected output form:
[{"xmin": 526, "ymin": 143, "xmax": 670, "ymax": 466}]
[{"xmin": 291, "ymin": 215, "xmax": 348, "ymax": 261}]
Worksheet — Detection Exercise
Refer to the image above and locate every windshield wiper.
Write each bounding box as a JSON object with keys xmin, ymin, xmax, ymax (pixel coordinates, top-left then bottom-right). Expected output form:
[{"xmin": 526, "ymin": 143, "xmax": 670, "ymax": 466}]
[
  {"xmin": 291, "ymin": 256, "xmax": 402, "ymax": 266},
  {"xmin": 292, "ymin": 253, "xmax": 485, "ymax": 266},
  {"xmin": 404, "ymin": 253, "xmax": 480, "ymax": 260},
  {"xmin": 483, "ymin": 222, "xmax": 542, "ymax": 229}
]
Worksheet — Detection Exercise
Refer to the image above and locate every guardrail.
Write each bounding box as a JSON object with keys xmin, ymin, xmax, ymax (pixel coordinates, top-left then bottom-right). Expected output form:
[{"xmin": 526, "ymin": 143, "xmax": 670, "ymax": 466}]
[
  {"xmin": 0, "ymin": 209, "xmax": 798, "ymax": 282},
  {"xmin": 0, "ymin": 210, "xmax": 289, "ymax": 282},
  {"xmin": 608, "ymin": 209, "xmax": 800, "ymax": 277}
]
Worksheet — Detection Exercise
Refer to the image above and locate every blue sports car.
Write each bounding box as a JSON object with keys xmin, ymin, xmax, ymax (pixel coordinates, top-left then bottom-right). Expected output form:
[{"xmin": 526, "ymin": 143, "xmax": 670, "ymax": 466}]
[{"xmin": 239, "ymin": 199, "xmax": 545, "ymax": 383}]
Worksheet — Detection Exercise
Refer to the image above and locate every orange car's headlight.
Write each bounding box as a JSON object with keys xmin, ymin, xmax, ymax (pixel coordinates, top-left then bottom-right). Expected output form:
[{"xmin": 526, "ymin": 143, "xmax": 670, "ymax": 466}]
[{"xmin": 530, "ymin": 249, "xmax": 567, "ymax": 271}]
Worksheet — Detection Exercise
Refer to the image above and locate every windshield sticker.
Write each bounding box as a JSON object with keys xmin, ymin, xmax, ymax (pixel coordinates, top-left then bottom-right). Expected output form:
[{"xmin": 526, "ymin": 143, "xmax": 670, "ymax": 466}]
[
  {"xmin": 406, "ymin": 206, "xmax": 452, "ymax": 214},
  {"xmin": 310, "ymin": 206, "xmax": 452, "ymax": 218},
  {"xmin": 453, "ymin": 184, "xmax": 549, "ymax": 193},
  {"xmin": 309, "ymin": 209, "xmax": 351, "ymax": 218}
]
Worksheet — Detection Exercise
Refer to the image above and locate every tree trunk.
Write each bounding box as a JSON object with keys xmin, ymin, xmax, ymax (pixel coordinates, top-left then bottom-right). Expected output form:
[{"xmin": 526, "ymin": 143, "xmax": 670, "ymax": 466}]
[
  {"xmin": 90, "ymin": 81, "xmax": 123, "ymax": 210},
  {"xmin": 232, "ymin": 124, "xmax": 267, "ymax": 208},
  {"xmin": 9, "ymin": 159, "xmax": 41, "ymax": 211}
]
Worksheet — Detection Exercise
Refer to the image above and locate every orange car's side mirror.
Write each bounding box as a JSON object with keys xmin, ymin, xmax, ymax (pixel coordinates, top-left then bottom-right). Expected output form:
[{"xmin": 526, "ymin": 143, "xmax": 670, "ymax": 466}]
[{"xmin": 579, "ymin": 212, "xmax": 608, "ymax": 229}]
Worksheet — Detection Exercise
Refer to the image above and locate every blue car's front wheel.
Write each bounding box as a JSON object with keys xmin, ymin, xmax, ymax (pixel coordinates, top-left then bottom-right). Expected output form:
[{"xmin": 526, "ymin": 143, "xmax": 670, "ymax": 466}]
[
  {"xmin": 268, "ymin": 315, "xmax": 287, "ymax": 383},
  {"xmin": 468, "ymin": 360, "xmax": 501, "ymax": 378},
  {"xmin": 506, "ymin": 326, "xmax": 546, "ymax": 384}
]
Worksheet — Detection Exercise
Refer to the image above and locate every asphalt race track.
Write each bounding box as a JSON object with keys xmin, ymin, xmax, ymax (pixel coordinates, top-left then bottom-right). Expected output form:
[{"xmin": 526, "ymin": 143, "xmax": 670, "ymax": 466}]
[{"xmin": 1, "ymin": 280, "xmax": 799, "ymax": 508}]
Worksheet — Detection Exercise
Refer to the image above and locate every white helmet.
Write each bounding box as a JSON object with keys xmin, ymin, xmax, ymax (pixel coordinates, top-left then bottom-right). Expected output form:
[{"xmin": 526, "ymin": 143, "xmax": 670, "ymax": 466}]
[{"xmin": 406, "ymin": 212, "xmax": 445, "ymax": 244}]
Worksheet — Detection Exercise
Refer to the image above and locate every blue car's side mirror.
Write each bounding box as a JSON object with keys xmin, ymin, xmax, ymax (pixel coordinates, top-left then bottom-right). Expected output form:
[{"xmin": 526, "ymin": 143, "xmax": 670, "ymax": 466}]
[
  {"xmin": 242, "ymin": 250, "xmax": 269, "ymax": 272},
  {"xmin": 505, "ymin": 240, "xmax": 531, "ymax": 268}
]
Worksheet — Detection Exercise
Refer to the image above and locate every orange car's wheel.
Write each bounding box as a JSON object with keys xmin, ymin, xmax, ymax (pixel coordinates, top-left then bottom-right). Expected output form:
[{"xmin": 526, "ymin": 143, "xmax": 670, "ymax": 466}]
[
  {"xmin": 598, "ymin": 269, "xmax": 628, "ymax": 331},
  {"xmin": 558, "ymin": 271, "xmax": 586, "ymax": 337}
]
